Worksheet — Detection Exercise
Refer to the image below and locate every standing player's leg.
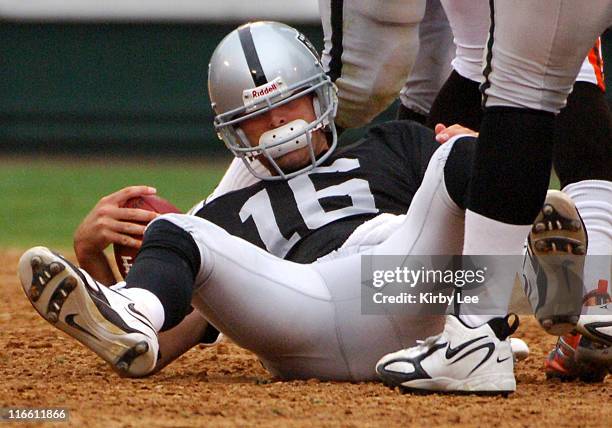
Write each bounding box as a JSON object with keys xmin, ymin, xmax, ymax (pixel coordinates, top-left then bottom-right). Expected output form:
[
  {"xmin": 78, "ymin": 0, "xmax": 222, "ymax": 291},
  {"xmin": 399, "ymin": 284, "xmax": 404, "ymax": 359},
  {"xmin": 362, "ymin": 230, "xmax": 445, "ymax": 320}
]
[
  {"xmin": 425, "ymin": 0, "xmax": 490, "ymax": 131},
  {"xmin": 396, "ymin": 0, "xmax": 454, "ymax": 124},
  {"xmin": 551, "ymin": 40, "xmax": 612, "ymax": 326},
  {"xmin": 460, "ymin": 0, "xmax": 611, "ymax": 331},
  {"xmin": 548, "ymin": 48, "xmax": 612, "ymax": 377},
  {"xmin": 423, "ymin": 0, "xmax": 611, "ymax": 330},
  {"xmin": 374, "ymin": 135, "xmax": 518, "ymax": 394},
  {"xmin": 431, "ymin": 0, "xmax": 611, "ymax": 329},
  {"xmin": 377, "ymin": 0, "xmax": 612, "ymax": 394},
  {"xmin": 319, "ymin": 0, "xmax": 426, "ymax": 129},
  {"xmin": 553, "ymin": 40, "xmax": 611, "ymax": 190},
  {"xmin": 426, "ymin": 4, "xmax": 612, "ymax": 377}
]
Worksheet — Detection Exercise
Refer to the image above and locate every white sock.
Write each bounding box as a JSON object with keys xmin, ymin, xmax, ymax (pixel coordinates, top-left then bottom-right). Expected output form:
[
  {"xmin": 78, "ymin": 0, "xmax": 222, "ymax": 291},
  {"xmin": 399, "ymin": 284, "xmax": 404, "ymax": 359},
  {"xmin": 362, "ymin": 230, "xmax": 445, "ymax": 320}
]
[
  {"xmin": 563, "ymin": 180, "xmax": 612, "ymax": 295},
  {"xmin": 460, "ymin": 210, "xmax": 531, "ymax": 327},
  {"xmin": 119, "ymin": 287, "xmax": 165, "ymax": 332}
]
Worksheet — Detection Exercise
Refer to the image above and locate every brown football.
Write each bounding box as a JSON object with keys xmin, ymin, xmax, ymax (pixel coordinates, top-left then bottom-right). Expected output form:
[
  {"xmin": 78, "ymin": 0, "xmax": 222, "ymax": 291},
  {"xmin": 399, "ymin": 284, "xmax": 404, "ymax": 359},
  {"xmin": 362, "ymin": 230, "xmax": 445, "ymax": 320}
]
[{"xmin": 113, "ymin": 195, "xmax": 181, "ymax": 279}]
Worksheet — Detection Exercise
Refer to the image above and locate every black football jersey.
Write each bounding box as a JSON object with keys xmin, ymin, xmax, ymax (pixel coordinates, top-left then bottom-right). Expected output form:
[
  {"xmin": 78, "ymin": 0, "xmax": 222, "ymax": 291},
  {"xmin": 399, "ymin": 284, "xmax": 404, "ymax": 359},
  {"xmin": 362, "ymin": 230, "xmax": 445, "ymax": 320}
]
[{"xmin": 194, "ymin": 121, "xmax": 439, "ymax": 263}]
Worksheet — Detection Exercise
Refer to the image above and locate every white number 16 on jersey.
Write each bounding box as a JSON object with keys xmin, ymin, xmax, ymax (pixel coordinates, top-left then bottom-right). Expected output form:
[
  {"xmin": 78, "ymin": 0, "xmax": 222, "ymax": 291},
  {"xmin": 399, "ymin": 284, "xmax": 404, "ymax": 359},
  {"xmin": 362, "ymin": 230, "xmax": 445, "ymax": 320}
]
[{"xmin": 239, "ymin": 158, "xmax": 378, "ymax": 258}]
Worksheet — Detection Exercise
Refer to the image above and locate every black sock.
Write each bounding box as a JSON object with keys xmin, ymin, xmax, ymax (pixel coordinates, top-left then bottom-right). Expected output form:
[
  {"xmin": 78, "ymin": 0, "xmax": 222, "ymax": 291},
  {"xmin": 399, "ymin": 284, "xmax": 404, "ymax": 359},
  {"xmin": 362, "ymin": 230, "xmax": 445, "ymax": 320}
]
[
  {"xmin": 396, "ymin": 103, "xmax": 428, "ymax": 125},
  {"xmin": 553, "ymin": 82, "xmax": 612, "ymax": 187},
  {"xmin": 426, "ymin": 70, "xmax": 483, "ymax": 131},
  {"xmin": 126, "ymin": 220, "xmax": 201, "ymax": 331},
  {"xmin": 468, "ymin": 107, "xmax": 555, "ymax": 224},
  {"xmin": 444, "ymin": 138, "xmax": 476, "ymax": 210}
]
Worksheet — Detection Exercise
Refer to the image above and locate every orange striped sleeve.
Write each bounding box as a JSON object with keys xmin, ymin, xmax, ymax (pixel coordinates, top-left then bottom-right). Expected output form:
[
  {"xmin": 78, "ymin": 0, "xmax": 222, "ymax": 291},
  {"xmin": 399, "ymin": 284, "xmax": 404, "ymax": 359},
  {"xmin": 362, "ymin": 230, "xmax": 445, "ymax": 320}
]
[{"xmin": 587, "ymin": 38, "xmax": 605, "ymax": 92}]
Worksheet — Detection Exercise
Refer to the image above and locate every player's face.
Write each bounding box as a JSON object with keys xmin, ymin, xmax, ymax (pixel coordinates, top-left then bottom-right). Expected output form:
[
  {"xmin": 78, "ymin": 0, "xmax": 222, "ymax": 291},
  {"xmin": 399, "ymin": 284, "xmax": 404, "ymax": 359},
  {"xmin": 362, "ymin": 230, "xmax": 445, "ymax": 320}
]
[{"xmin": 239, "ymin": 94, "xmax": 329, "ymax": 175}]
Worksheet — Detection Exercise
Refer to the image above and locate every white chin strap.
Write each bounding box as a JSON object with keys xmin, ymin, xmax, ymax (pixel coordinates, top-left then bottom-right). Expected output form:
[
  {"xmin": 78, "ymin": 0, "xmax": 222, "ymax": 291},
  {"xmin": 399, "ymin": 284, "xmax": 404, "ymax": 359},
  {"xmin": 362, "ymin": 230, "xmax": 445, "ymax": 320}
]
[{"xmin": 259, "ymin": 119, "xmax": 311, "ymax": 159}]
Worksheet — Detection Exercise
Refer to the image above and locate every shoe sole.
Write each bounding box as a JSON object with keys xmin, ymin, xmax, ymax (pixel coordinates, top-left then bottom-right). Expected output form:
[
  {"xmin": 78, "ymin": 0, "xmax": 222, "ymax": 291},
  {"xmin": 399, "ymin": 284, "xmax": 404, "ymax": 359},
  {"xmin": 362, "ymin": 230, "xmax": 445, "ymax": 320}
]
[
  {"xmin": 18, "ymin": 247, "xmax": 158, "ymax": 377},
  {"xmin": 528, "ymin": 190, "xmax": 586, "ymax": 336},
  {"xmin": 377, "ymin": 368, "xmax": 516, "ymax": 397},
  {"xmin": 378, "ymin": 374, "xmax": 515, "ymax": 397},
  {"xmin": 399, "ymin": 386, "xmax": 514, "ymax": 397}
]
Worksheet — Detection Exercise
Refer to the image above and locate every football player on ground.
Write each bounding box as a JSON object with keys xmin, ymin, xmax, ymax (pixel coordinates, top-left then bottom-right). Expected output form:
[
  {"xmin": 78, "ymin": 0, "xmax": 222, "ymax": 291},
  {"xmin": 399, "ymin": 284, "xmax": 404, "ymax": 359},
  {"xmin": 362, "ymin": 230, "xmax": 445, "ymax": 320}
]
[
  {"xmin": 18, "ymin": 22, "xmax": 522, "ymax": 383},
  {"xmin": 376, "ymin": 0, "xmax": 612, "ymax": 393}
]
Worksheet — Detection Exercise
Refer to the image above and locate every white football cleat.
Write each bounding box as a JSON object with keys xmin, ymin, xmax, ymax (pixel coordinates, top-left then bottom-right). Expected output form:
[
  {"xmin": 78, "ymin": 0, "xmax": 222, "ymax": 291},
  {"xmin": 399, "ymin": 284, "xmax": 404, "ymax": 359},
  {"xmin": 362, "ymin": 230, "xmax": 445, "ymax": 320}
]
[
  {"xmin": 18, "ymin": 246, "xmax": 159, "ymax": 377},
  {"xmin": 522, "ymin": 190, "xmax": 586, "ymax": 336},
  {"xmin": 376, "ymin": 315, "xmax": 518, "ymax": 395}
]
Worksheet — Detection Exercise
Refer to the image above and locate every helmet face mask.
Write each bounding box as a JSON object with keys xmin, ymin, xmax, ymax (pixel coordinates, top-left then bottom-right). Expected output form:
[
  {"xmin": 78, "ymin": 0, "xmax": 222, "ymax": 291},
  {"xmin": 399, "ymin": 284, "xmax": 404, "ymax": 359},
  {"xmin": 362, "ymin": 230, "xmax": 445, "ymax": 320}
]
[{"xmin": 209, "ymin": 21, "xmax": 338, "ymax": 181}]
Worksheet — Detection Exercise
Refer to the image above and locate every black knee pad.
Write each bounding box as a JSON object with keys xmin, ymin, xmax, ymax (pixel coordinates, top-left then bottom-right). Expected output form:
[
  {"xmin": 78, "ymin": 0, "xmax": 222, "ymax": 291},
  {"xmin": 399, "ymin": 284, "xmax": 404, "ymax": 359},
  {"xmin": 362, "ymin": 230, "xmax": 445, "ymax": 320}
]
[
  {"xmin": 468, "ymin": 107, "xmax": 555, "ymax": 224},
  {"xmin": 427, "ymin": 70, "xmax": 483, "ymax": 131},
  {"xmin": 553, "ymin": 82, "xmax": 612, "ymax": 187},
  {"xmin": 126, "ymin": 219, "xmax": 201, "ymax": 331},
  {"xmin": 444, "ymin": 138, "xmax": 476, "ymax": 210}
]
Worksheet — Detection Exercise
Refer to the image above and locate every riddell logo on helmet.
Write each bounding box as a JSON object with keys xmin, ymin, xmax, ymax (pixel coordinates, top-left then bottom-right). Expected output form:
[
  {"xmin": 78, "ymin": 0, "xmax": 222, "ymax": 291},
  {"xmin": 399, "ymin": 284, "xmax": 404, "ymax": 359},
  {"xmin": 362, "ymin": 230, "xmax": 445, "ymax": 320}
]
[
  {"xmin": 243, "ymin": 77, "xmax": 285, "ymax": 107},
  {"xmin": 252, "ymin": 83, "xmax": 278, "ymax": 98}
]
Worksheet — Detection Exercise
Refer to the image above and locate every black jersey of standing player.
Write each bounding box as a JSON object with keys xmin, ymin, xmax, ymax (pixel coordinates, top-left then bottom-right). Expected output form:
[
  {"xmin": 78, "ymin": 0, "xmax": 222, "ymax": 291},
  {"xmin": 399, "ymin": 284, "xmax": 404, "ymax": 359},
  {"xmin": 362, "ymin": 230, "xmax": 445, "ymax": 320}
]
[{"xmin": 193, "ymin": 121, "xmax": 439, "ymax": 263}]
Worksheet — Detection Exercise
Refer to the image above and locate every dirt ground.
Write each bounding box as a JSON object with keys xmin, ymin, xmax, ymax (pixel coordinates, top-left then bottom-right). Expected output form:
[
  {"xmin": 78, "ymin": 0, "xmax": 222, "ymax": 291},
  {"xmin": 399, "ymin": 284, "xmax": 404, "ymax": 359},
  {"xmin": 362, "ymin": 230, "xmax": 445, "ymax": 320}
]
[{"xmin": 1, "ymin": 249, "xmax": 610, "ymax": 428}]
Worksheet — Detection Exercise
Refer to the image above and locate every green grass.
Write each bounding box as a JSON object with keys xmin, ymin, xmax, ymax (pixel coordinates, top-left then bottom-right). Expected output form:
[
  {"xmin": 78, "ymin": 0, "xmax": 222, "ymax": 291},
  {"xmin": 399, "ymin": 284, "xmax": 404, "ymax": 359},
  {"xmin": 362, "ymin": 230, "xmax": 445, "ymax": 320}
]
[{"xmin": 0, "ymin": 157, "xmax": 227, "ymax": 249}]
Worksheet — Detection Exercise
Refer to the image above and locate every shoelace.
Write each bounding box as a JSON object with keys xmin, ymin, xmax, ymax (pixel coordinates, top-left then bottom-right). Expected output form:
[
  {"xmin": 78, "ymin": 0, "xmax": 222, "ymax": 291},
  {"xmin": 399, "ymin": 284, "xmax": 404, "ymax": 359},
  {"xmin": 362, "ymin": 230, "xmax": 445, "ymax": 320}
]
[{"xmin": 414, "ymin": 333, "xmax": 443, "ymax": 353}]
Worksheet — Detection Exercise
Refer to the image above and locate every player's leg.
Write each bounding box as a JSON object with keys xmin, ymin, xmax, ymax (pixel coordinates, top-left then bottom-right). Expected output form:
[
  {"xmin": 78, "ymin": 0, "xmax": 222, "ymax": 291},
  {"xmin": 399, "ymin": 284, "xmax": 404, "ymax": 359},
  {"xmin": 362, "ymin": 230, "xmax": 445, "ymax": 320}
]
[
  {"xmin": 18, "ymin": 216, "xmax": 337, "ymax": 379},
  {"xmin": 310, "ymin": 132, "xmax": 478, "ymax": 381},
  {"xmin": 518, "ymin": 45, "xmax": 612, "ymax": 380},
  {"xmin": 371, "ymin": 135, "xmax": 469, "ymax": 258},
  {"xmin": 460, "ymin": 0, "xmax": 612, "ymax": 331},
  {"xmin": 319, "ymin": 0, "xmax": 426, "ymax": 129},
  {"xmin": 426, "ymin": 1, "xmax": 611, "ymax": 330},
  {"xmin": 397, "ymin": 0, "xmax": 454, "ymax": 124},
  {"xmin": 159, "ymin": 213, "xmax": 444, "ymax": 381},
  {"xmin": 425, "ymin": 0, "xmax": 489, "ymax": 130},
  {"xmin": 554, "ymin": 40, "xmax": 612, "ymax": 296},
  {"xmin": 552, "ymin": 41, "xmax": 612, "ymax": 346},
  {"xmin": 18, "ymin": 247, "xmax": 160, "ymax": 377},
  {"xmin": 377, "ymin": 1, "xmax": 612, "ymax": 393},
  {"xmin": 369, "ymin": 134, "xmax": 518, "ymax": 394},
  {"xmin": 555, "ymin": 66, "xmax": 611, "ymax": 186}
]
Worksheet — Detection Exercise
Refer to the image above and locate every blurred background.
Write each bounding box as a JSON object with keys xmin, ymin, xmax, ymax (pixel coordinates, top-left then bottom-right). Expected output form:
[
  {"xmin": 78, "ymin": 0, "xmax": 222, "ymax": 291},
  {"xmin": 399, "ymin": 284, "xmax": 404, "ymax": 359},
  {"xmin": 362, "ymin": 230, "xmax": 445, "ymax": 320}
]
[
  {"xmin": 0, "ymin": 0, "xmax": 323, "ymax": 157},
  {"xmin": 0, "ymin": 2, "xmax": 610, "ymax": 248},
  {"xmin": 2, "ymin": 1, "xmax": 610, "ymax": 157}
]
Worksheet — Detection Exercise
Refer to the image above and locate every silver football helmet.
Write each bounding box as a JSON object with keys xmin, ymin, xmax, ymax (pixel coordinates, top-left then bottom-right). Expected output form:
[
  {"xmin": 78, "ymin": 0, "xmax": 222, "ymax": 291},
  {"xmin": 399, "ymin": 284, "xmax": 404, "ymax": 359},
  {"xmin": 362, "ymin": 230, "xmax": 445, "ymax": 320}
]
[{"xmin": 208, "ymin": 21, "xmax": 338, "ymax": 180}]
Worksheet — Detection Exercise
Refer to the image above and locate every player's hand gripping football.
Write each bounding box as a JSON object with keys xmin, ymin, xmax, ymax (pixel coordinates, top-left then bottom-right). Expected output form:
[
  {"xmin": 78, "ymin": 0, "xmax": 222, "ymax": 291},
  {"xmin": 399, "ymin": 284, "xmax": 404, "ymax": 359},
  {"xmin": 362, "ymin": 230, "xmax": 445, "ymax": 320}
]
[
  {"xmin": 73, "ymin": 186, "xmax": 159, "ymax": 284},
  {"xmin": 434, "ymin": 123, "xmax": 478, "ymax": 144}
]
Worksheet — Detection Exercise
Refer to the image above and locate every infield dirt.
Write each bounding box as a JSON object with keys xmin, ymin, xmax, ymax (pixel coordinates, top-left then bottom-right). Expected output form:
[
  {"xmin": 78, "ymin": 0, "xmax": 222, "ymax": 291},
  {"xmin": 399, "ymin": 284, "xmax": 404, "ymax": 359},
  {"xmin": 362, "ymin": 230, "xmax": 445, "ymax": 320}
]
[{"xmin": 1, "ymin": 249, "xmax": 610, "ymax": 427}]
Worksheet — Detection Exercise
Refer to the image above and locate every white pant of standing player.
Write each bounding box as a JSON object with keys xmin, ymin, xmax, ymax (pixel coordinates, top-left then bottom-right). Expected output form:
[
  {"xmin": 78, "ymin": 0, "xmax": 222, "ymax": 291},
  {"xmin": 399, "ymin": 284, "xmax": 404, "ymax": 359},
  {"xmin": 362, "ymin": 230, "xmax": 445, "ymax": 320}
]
[
  {"xmin": 440, "ymin": 1, "xmax": 611, "ymax": 297},
  {"xmin": 468, "ymin": 0, "xmax": 612, "ymax": 322},
  {"xmin": 398, "ymin": 0, "xmax": 454, "ymax": 116},
  {"xmin": 440, "ymin": 0, "xmax": 606, "ymax": 90},
  {"xmin": 158, "ymin": 139, "xmax": 466, "ymax": 381},
  {"xmin": 481, "ymin": 0, "xmax": 611, "ymax": 112}
]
